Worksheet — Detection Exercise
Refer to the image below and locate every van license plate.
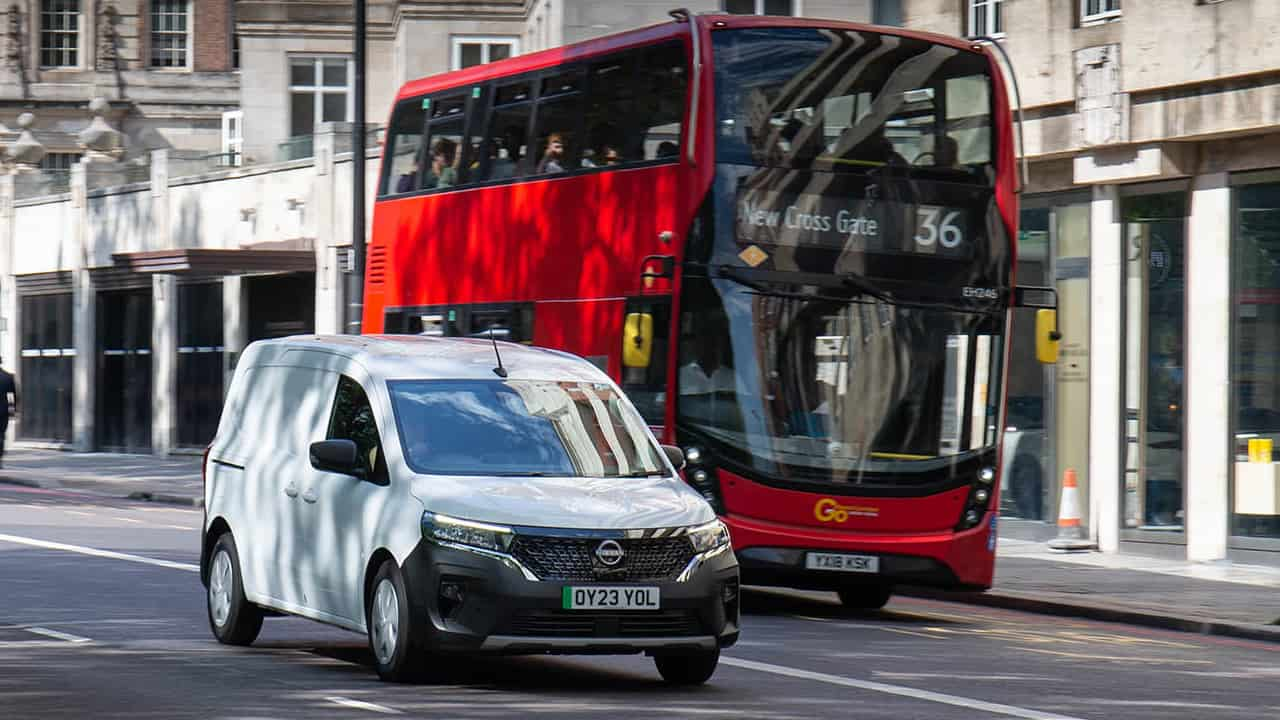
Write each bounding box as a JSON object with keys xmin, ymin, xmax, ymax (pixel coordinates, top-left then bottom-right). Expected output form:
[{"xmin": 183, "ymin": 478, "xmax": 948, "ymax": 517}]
[
  {"xmin": 805, "ymin": 552, "xmax": 879, "ymax": 573},
  {"xmin": 562, "ymin": 586, "xmax": 660, "ymax": 610}
]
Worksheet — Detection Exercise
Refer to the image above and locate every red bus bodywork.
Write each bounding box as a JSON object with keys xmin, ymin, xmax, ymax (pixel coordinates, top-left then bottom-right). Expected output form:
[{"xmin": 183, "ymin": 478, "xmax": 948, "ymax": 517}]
[{"xmin": 366, "ymin": 14, "xmax": 1019, "ymax": 592}]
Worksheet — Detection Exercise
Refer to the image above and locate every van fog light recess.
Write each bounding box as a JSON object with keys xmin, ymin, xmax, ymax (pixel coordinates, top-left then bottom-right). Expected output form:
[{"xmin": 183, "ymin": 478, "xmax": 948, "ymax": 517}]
[
  {"xmin": 438, "ymin": 578, "xmax": 466, "ymax": 619},
  {"xmin": 722, "ymin": 579, "xmax": 739, "ymax": 603}
]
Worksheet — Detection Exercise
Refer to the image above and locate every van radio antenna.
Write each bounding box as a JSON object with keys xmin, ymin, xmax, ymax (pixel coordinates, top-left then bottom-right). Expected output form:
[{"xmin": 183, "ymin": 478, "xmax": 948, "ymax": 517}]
[{"xmin": 489, "ymin": 328, "xmax": 508, "ymax": 378}]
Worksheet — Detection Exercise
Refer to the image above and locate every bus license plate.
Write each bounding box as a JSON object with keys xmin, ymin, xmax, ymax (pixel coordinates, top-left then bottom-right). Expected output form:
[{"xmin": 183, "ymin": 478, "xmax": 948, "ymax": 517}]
[
  {"xmin": 562, "ymin": 586, "xmax": 660, "ymax": 610},
  {"xmin": 805, "ymin": 552, "xmax": 880, "ymax": 573}
]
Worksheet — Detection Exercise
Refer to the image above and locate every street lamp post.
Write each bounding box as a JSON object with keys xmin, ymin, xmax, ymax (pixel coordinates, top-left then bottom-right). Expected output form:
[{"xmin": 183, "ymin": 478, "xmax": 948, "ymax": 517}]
[{"xmin": 348, "ymin": 0, "xmax": 367, "ymax": 334}]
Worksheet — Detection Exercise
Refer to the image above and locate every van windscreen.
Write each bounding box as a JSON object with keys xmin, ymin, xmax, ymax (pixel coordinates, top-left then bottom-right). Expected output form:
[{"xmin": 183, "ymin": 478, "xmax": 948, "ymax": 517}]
[{"xmin": 387, "ymin": 379, "xmax": 667, "ymax": 478}]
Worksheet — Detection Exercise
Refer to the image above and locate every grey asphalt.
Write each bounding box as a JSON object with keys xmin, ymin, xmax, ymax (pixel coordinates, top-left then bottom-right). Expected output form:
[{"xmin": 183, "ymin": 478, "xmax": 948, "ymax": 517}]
[
  {"xmin": 6, "ymin": 447, "xmax": 1280, "ymax": 643},
  {"xmin": 3, "ymin": 483, "xmax": 1280, "ymax": 719}
]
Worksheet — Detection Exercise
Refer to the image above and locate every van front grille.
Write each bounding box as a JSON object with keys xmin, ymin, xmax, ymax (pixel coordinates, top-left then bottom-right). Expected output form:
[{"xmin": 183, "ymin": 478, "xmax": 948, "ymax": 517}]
[{"xmin": 509, "ymin": 535, "xmax": 695, "ymax": 582}]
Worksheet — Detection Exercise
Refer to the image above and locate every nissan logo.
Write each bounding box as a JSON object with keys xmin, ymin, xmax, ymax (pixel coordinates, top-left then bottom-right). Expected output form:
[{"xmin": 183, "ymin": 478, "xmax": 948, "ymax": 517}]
[{"xmin": 595, "ymin": 540, "xmax": 625, "ymax": 566}]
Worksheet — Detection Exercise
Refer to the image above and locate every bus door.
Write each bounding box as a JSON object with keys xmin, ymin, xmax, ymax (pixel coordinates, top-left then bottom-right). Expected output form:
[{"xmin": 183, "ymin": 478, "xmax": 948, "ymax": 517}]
[{"xmin": 620, "ymin": 296, "xmax": 672, "ymax": 432}]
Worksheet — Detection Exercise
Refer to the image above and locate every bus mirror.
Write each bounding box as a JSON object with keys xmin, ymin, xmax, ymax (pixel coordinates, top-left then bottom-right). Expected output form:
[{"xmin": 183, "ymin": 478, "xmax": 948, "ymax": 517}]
[
  {"xmin": 1036, "ymin": 309, "xmax": 1061, "ymax": 364},
  {"xmin": 623, "ymin": 313, "xmax": 654, "ymax": 368}
]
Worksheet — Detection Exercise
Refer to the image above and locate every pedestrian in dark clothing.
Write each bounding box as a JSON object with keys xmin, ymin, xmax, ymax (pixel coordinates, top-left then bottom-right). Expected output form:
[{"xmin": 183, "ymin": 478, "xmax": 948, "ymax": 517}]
[{"xmin": 0, "ymin": 361, "xmax": 15, "ymax": 469}]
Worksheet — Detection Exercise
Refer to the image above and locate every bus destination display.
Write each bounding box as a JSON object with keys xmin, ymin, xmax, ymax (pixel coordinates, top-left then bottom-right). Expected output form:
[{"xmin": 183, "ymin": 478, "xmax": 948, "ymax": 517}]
[{"xmin": 736, "ymin": 189, "xmax": 974, "ymax": 260}]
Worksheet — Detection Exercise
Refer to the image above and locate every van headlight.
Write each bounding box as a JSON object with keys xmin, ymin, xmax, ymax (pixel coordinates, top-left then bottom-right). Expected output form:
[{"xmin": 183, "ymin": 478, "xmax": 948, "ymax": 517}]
[
  {"xmin": 687, "ymin": 520, "xmax": 731, "ymax": 554},
  {"xmin": 422, "ymin": 512, "xmax": 514, "ymax": 553}
]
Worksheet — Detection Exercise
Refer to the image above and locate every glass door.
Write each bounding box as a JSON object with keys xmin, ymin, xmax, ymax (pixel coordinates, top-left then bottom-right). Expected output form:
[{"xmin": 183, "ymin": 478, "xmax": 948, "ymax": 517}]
[{"xmin": 1122, "ymin": 193, "xmax": 1187, "ymax": 533}]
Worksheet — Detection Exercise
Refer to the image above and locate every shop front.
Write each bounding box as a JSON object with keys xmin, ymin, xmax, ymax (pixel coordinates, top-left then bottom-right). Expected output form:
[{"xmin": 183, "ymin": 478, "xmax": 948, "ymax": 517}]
[{"xmin": 1230, "ymin": 177, "xmax": 1280, "ymax": 554}]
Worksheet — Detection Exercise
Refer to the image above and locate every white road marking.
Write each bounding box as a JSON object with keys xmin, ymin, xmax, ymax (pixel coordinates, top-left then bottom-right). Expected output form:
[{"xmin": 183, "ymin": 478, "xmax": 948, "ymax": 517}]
[
  {"xmin": 325, "ymin": 697, "xmax": 403, "ymax": 715},
  {"xmin": 0, "ymin": 533, "xmax": 199, "ymax": 573},
  {"xmin": 65, "ymin": 510, "xmax": 93, "ymax": 518},
  {"xmin": 25, "ymin": 626, "xmax": 93, "ymax": 644},
  {"xmin": 721, "ymin": 657, "xmax": 1086, "ymax": 720},
  {"xmin": 113, "ymin": 517, "xmax": 145, "ymax": 524}
]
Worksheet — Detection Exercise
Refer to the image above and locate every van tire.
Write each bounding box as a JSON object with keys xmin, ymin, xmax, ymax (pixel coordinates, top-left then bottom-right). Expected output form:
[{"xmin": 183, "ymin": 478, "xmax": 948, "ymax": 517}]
[
  {"xmin": 837, "ymin": 584, "xmax": 893, "ymax": 610},
  {"xmin": 206, "ymin": 533, "xmax": 264, "ymax": 646},
  {"xmin": 654, "ymin": 647, "xmax": 720, "ymax": 685},
  {"xmin": 367, "ymin": 559, "xmax": 426, "ymax": 683}
]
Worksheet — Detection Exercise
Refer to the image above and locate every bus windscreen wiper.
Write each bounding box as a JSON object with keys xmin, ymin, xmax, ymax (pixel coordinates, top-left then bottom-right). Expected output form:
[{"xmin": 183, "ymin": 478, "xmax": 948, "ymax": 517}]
[{"xmin": 713, "ymin": 264, "xmax": 1002, "ymax": 315}]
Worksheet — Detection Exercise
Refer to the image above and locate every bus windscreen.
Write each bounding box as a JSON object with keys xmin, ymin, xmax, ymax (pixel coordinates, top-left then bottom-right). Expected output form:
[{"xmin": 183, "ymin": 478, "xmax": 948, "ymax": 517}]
[{"xmin": 713, "ymin": 27, "xmax": 994, "ymax": 176}]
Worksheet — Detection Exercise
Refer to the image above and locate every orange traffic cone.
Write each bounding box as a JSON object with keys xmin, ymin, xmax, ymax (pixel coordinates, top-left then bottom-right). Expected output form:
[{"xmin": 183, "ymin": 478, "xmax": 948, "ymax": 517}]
[{"xmin": 1048, "ymin": 468, "xmax": 1092, "ymax": 552}]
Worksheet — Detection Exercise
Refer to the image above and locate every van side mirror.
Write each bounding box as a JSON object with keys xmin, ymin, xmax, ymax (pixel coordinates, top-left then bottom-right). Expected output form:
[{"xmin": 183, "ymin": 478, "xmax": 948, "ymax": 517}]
[
  {"xmin": 661, "ymin": 444, "xmax": 685, "ymax": 471},
  {"xmin": 1036, "ymin": 309, "xmax": 1061, "ymax": 364},
  {"xmin": 310, "ymin": 439, "xmax": 361, "ymax": 476},
  {"xmin": 623, "ymin": 312, "xmax": 654, "ymax": 368}
]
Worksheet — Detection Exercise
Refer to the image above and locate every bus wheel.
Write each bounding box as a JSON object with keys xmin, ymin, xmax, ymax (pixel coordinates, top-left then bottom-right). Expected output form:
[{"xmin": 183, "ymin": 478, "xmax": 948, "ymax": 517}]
[{"xmin": 837, "ymin": 584, "xmax": 892, "ymax": 610}]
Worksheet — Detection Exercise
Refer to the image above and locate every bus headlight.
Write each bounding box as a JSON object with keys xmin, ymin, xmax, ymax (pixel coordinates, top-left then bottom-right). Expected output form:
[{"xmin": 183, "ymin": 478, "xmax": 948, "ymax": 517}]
[
  {"xmin": 422, "ymin": 512, "xmax": 514, "ymax": 553},
  {"xmin": 684, "ymin": 446, "xmax": 703, "ymax": 464},
  {"xmin": 687, "ymin": 520, "xmax": 731, "ymax": 554}
]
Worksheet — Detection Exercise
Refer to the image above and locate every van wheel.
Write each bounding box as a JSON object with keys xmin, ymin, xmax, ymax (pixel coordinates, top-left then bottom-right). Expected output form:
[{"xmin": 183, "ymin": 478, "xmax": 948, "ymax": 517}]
[
  {"xmin": 207, "ymin": 533, "xmax": 264, "ymax": 645},
  {"xmin": 837, "ymin": 584, "xmax": 893, "ymax": 610},
  {"xmin": 654, "ymin": 647, "xmax": 720, "ymax": 685},
  {"xmin": 367, "ymin": 559, "xmax": 426, "ymax": 683}
]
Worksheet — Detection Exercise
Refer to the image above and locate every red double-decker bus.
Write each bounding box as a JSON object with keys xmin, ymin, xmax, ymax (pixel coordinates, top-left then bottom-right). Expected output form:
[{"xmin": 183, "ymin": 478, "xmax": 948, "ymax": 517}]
[{"xmin": 366, "ymin": 12, "xmax": 1029, "ymax": 608}]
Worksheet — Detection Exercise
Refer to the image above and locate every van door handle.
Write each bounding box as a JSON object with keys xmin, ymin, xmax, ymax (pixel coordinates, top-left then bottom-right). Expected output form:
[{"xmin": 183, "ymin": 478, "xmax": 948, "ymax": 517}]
[
  {"xmin": 302, "ymin": 489, "xmax": 318, "ymax": 504},
  {"xmin": 284, "ymin": 483, "xmax": 299, "ymax": 498}
]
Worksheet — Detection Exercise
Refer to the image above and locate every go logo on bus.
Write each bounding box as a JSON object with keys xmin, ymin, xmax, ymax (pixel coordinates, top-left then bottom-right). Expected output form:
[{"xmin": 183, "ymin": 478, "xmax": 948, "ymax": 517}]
[{"xmin": 814, "ymin": 498, "xmax": 880, "ymax": 523}]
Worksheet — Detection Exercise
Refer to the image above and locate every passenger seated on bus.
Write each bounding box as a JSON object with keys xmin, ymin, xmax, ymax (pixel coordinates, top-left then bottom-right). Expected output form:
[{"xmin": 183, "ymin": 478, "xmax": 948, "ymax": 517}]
[
  {"xmin": 933, "ymin": 135, "xmax": 961, "ymax": 168},
  {"xmin": 581, "ymin": 143, "xmax": 622, "ymax": 168},
  {"xmin": 490, "ymin": 128, "xmax": 524, "ymax": 179},
  {"xmin": 656, "ymin": 141, "xmax": 679, "ymax": 159},
  {"xmin": 395, "ymin": 144, "xmax": 426, "ymax": 193},
  {"xmin": 426, "ymin": 138, "xmax": 458, "ymax": 188},
  {"xmin": 537, "ymin": 132, "xmax": 568, "ymax": 174},
  {"xmin": 678, "ymin": 338, "xmax": 734, "ymax": 396}
]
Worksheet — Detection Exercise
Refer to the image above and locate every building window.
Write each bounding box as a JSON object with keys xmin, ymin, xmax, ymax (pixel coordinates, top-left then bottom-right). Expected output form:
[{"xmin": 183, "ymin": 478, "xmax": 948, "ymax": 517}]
[
  {"xmin": 40, "ymin": 152, "xmax": 81, "ymax": 171},
  {"xmin": 1081, "ymin": 0, "xmax": 1121, "ymax": 23},
  {"xmin": 872, "ymin": 0, "xmax": 903, "ymax": 27},
  {"xmin": 150, "ymin": 0, "xmax": 191, "ymax": 68},
  {"xmin": 451, "ymin": 37, "xmax": 518, "ymax": 71},
  {"xmin": 968, "ymin": 0, "xmax": 1004, "ymax": 37},
  {"xmin": 221, "ymin": 111, "xmax": 243, "ymax": 166},
  {"xmin": 40, "ymin": 0, "xmax": 81, "ymax": 68},
  {"xmin": 724, "ymin": 0, "xmax": 794, "ymax": 15},
  {"xmin": 288, "ymin": 56, "xmax": 352, "ymax": 138}
]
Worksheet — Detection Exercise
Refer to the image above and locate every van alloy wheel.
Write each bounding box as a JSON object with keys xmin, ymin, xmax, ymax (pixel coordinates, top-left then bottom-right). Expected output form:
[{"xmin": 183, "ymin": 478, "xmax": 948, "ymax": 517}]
[
  {"xmin": 209, "ymin": 549, "xmax": 233, "ymax": 628},
  {"xmin": 205, "ymin": 532, "xmax": 263, "ymax": 646},
  {"xmin": 371, "ymin": 578, "xmax": 400, "ymax": 666}
]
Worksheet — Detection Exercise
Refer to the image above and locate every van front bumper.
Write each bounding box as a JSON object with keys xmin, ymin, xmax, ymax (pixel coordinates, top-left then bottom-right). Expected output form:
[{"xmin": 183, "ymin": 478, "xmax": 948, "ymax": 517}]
[{"xmin": 400, "ymin": 538, "xmax": 740, "ymax": 655}]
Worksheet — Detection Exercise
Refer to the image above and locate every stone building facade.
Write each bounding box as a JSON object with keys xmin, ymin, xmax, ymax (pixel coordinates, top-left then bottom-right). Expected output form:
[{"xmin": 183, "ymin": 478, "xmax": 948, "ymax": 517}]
[
  {"xmin": 903, "ymin": 0, "xmax": 1280, "ymax": 564},
  {"xmin": 0, "ymin": 1, "xmax": 239, "ymax": 164}
]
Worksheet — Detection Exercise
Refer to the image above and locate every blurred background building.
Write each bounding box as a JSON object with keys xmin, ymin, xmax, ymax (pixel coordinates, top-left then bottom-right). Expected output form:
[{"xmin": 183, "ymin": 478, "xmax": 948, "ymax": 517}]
[{"xmin": 4, "ymin": 0, "xmax": 1280, "ymax": 565}]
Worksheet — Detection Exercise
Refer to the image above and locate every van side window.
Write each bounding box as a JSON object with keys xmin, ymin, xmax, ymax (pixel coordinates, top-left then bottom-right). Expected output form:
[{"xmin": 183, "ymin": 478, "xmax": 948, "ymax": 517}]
[{"xmin": 327, "ymin": 376, "xmax": 388, "ymax": 484}]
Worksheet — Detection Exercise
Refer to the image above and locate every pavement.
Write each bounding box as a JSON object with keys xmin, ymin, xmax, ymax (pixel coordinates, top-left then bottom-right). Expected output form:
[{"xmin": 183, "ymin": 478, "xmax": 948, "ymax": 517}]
[{"xmin": 4, "ymin": 445, "xmax": 1280, "ymax": 649}]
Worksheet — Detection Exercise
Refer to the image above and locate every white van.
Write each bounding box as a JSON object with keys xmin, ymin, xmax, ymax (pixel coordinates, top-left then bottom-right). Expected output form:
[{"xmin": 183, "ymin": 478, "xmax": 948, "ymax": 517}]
[{"xmin": 201, "ymin": 335, "xmax": 739, "ymax": 683}]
